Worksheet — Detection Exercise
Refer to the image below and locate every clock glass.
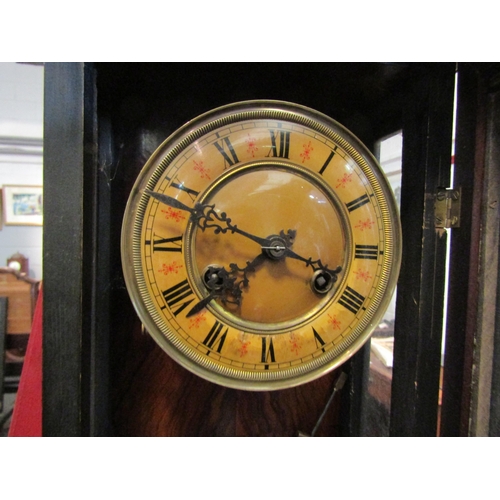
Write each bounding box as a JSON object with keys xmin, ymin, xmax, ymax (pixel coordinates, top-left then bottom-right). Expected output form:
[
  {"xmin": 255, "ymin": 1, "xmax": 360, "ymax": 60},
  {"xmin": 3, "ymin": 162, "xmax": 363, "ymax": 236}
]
[{"xmin": 121, "ymin": 100, "xmax": 401, "ymax": 390}]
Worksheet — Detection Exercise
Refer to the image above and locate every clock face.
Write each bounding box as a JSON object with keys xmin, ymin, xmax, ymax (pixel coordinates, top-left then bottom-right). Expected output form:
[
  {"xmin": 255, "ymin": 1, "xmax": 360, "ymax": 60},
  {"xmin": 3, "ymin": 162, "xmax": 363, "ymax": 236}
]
[{"xmin": 121, "ymin": 100, "xmax": 401, "ymax": 390}]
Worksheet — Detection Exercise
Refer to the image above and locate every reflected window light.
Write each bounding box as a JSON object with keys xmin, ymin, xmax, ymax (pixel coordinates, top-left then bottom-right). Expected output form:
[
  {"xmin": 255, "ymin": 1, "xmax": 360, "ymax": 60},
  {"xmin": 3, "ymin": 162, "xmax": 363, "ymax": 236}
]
[{"xmin": 362, "ymin": 130, "xmax": 402, "ymax": 437}]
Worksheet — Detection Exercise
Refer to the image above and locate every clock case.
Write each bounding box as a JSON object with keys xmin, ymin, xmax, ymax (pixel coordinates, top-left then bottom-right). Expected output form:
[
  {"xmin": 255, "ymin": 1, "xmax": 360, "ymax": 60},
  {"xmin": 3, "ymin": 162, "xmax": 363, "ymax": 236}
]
[{"xmin": 43, "ymin": 63, "xmax": 500, "ymax": 436}]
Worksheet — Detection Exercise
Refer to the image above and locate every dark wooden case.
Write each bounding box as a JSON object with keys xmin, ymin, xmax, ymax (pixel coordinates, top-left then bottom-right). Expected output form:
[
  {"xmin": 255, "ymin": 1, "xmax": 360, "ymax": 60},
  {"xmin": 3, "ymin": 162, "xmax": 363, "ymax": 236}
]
[{"xmin": 42, "ymin": 63, "xmax": 500, "ymax": 436}]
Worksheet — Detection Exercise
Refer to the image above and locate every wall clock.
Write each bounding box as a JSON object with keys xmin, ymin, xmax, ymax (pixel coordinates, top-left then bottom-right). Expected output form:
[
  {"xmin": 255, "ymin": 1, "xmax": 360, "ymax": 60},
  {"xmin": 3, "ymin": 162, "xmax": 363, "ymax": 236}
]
[{"xmin": 121, "ymin": 100, "xmax": 401, "ymax": 390}]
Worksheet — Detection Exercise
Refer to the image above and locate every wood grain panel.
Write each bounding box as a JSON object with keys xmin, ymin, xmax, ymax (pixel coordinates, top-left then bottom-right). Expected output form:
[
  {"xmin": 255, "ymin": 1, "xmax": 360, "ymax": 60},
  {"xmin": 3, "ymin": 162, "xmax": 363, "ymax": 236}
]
[{"xmin": 110, "ymin": 307, "xmax": 341, "ymax": 436}]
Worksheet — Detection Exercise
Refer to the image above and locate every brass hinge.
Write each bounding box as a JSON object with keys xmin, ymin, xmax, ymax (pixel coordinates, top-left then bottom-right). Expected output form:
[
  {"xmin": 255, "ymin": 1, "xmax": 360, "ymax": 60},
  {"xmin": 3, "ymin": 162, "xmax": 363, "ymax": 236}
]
[{"xmin": 435, "ymin": 187, "xmax": 461, "ymax": 229}]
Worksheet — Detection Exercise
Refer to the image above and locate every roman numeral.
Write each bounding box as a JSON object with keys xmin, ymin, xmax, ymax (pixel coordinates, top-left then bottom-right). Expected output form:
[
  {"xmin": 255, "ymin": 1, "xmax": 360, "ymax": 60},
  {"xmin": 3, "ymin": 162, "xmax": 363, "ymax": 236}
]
[
  {"xmin": 346, "ymin": 193, "xmax": 370, "ymax": 212},
  {"xmin": 261, "ymin": 336, "xmax": 276, "ymax": 366},
  {"xmin": 338, "ymin": 286, "xmax": 365, "ymax": 314},
  {"xmin": 148, "ymin": 234, "xmax": 183, "ymax": 253},
  {"xmin": 312, "ymin": 327, "xmax": 326, "ymax": 352},
  {"xmin": 267, "ymin": 129, "xmax": 290, "ymax": 158},
  {"xmin": 214, "ymin": 136, "xmax": 240, "ymax": 167},
  {"xmin": 164, "ymin": 174, "xmax": 200, "ymax": 202},
  {"xmin": 355, "ymin": 244, "xmax": 378, "ymax": 260},
  {"xmin": 162, "ymin": 279, "xmax": 195, "ymax": 317},
  {"xmin": 202, "ymin": 320, "xmax": 228, "ymax": 354},
  {"xmin": 319, "ymin": 149, "xmax": 336, "ymax": 175}
]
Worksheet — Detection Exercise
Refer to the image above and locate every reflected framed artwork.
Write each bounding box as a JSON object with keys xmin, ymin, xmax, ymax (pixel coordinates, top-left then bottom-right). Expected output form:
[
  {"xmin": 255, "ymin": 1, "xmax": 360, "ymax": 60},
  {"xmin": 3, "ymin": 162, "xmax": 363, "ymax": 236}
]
[{"xmin": 2, "ymin": 185, "xmax": 43, "ymax": 226}]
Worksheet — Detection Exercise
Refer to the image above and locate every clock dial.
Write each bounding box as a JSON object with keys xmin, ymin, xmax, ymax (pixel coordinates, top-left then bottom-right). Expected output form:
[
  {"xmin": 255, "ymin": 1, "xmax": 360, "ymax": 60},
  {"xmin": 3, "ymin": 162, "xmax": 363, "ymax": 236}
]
[
  {"xmin": 185, "ymin": 160, "xmax": 348, "ymax": 331},
  {"xmin": 121, "ymin": 100, "xmax": 401, "ymax": 390}
]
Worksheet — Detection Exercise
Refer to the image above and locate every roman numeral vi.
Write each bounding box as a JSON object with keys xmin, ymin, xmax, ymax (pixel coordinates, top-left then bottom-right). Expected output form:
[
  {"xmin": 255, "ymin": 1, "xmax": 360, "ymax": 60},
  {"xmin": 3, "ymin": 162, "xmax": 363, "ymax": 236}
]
[{"xmin": 261, "ymin": 337, "xmax": 276, "ymax": 366}]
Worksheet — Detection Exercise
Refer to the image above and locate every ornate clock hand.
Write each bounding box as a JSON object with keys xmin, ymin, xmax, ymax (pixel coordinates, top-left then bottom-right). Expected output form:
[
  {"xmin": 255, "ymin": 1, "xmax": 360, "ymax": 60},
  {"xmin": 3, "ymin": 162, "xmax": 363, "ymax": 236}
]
[
  {"xmin": 145, "ymin": 190, "xmax": 341, "ymax": 291},
  {"xmin": 258, "ymin": 228, "xmax": 342, "ymax": 289},
  {"xmin": 145, "ymin": 189, "xmax": 269, "ymax": 247},
  {"xmin": 145, "ymin": 190, "xmax": 192, "ymax": 212},
  {"xmin": 186, "ymin": 252, "xmax": 267, "ymax": 317},
  {"xmin": 279, "ymin": 245, "xmax": 342, "ymax": 294},
  {"xmin": 284, "ymin": 247, "xmax": 342, "ymax": 278},
  {"xmin": 146, "ymin": 189, "xmax": 341, "ymax": 289},
  {"xmin": 186, "ymin": 289, "xmax": 220, "ymax": 318}
]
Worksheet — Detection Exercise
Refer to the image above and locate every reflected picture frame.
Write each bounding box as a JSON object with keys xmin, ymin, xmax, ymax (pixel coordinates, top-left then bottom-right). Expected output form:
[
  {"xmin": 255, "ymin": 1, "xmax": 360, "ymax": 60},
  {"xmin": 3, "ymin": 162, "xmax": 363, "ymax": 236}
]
[{"xmin": 2, "ymin": 185, "xmax": 43, "ymax": 226}]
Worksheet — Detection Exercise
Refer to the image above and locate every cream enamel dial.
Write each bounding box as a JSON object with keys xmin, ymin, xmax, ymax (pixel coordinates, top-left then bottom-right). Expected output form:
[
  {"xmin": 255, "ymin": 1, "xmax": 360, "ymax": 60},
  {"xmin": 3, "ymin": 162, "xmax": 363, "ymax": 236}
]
[{"xmin": 121, "ymin": 100, "xmax": 401, "ymax": 390}]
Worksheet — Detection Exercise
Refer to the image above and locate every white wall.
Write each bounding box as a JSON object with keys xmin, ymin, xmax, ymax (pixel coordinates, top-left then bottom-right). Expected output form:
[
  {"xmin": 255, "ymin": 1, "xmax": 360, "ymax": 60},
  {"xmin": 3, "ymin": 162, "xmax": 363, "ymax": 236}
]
[{"xmin": 0, "ymin": 62, "xmax": 44, "ymax": 279}]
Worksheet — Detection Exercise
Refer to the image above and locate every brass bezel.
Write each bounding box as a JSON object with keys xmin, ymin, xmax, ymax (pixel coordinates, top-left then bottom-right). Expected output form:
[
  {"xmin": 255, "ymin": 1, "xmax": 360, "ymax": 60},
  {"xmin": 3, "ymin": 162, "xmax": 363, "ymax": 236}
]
[{"xmin": 121, "ymin": 100, "xmax": 402, "ymax": 391}]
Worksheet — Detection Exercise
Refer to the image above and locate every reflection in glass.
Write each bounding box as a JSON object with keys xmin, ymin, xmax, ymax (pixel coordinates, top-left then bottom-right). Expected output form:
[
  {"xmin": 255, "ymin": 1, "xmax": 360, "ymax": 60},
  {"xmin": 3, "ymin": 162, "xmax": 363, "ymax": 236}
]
[{"xmin": 362, "ymin": 132, "xmax": 402, "ymax": 436}]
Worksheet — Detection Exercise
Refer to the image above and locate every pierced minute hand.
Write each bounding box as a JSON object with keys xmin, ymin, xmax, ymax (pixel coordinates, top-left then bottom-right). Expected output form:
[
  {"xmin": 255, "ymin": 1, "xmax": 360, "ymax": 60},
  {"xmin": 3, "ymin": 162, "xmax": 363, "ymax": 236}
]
[{"xmin": 145, "ymin": 190, "xmax": 272, "ymax": 247}]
